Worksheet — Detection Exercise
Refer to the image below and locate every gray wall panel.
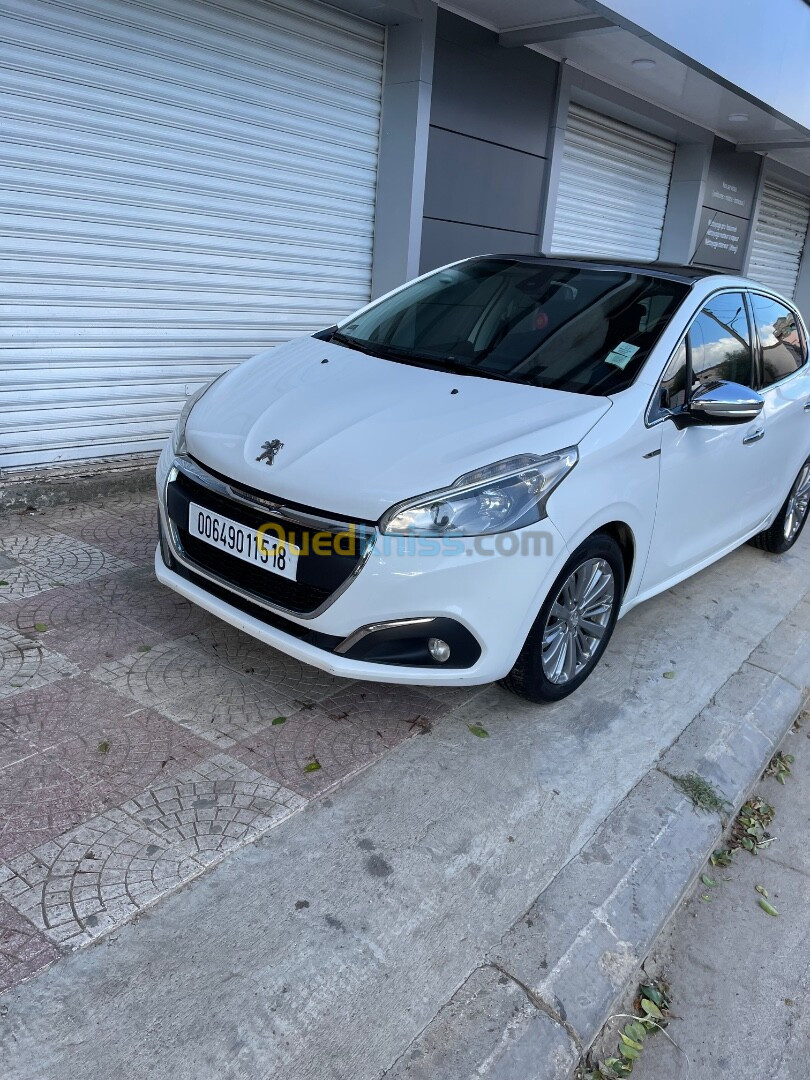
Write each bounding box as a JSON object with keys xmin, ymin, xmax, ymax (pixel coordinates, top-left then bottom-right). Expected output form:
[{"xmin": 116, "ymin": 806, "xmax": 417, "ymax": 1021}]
[
  {"xmin": 420, "ymin": 219, "xmax": 537, "ymax": 271},
  {"xmin": 420, "ymin": 10, "xmax": 557, "ymax": 273},
  {"xmin": 423, "ymin": 127, "xmax": 545, "ymax": 235},
  {"xmin": 430, "ymin": 10, "xmax": 556, "ymax": 156}
]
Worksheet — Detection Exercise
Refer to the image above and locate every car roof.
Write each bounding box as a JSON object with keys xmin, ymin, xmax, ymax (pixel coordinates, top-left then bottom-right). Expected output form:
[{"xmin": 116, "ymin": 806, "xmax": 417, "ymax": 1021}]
[{"xmin": 483, "ymin": 254, "xmax": 725, "ymax": 285}]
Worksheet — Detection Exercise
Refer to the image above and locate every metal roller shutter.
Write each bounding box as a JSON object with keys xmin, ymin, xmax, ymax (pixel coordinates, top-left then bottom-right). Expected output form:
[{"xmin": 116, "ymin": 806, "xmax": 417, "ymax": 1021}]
[
  {"xmin": 747, "ymin": 182, "xmax": 810, "ymax": 300},
  {"xmin": 0, "ymin": 0, "xmax": 384, "ymax": 468},
  {"xmin": 550, "ymin": 104, "xmax": 675, "ymax": 262}
]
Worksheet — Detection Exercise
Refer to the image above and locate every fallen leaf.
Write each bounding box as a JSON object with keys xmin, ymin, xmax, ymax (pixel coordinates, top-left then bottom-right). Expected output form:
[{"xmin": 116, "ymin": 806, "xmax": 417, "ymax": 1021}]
[
  {"xmin": 468, "ymin": 724, "xmax": 489, "ymax": 738},
  {"xmin": 34, "ymin": 622, "xmax": 48, "ymax": 633},
  {"xmin": 758, "ymin": 898, "xmax": 780, "ymax": 917},
  {"xmin": 701, "ymin": 874, "xmax": 718, "ymax": 888},
  {"xmin": 303, "ymin": 760, "xmax": 321, "ymax": 773},
  {"xmin": 137, "ymin": 644, "xmax": 152, "ymax": 653},
  {"xmin": 97, "ymin": 740, "xmax": 110, "ymax": 754},
  {"xmin": 755, "ymin": 884, "xmax": 768, "ymax": 897},
  {"xmin": 0, "ymin": 580, "xmax": 9, "ymax": 587},
  {"xmin": 272, "ymin": 716, "xmax": 287, "ymax": 726},
  {"xmin": 662, "ymin": 670, "xmax": 676, "ymax": 679},
  {"xmin": 619, "ymin": 1032, "xmax": 643, "ymax": 1051},
  {"xmin": 641, "ymin": 998, "xmax": 663, "ymax": 1019}
]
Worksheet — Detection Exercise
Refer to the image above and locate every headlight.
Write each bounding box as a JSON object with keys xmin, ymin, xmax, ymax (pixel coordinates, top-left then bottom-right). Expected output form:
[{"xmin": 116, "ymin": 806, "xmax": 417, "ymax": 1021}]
[
  {"xmin": 171, "ymin": 373, "xmax": 226, "ymax": 456},
  {"xmin": 380, "ymin": 448, "xmax": 578, "ymax": 536}
]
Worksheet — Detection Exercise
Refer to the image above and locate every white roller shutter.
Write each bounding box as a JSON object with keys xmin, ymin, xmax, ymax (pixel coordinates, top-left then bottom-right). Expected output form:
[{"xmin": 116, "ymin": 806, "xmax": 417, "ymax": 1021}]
[
  {"xmin": 550, "ymin": 104, "xmax": 675, "ymax": 262},
  {"xmin": 0, "ymin": 0, "xmax": 384, "ymax": 468},
  {"xmin": 747, "ymin": 182, "xmax": 810, "ymax": 300}
]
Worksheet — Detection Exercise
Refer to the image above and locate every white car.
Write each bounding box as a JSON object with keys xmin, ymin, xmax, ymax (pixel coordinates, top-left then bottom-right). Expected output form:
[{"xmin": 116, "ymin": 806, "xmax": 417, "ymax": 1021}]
[{"xmin": 155, "ymin": 257, "xmax": 810, "ymax": 702}]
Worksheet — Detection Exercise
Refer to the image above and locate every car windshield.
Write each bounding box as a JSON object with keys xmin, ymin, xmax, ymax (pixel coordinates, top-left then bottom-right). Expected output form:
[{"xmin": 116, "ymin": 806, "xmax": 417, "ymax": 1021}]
[{"xmin": 333, "ymin": 258, "xmax": 689, "ymax": 395}]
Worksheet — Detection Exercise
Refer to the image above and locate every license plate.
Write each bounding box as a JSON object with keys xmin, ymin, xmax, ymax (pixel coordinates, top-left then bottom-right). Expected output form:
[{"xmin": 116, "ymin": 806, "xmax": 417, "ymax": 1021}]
[{"xmin": 188, "ymin": 502, "xmax": 299, "ymax": 581}]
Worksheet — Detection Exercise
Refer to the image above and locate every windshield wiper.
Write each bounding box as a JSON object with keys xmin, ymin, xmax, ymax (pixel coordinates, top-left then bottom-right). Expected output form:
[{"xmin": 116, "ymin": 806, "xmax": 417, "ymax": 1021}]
[
  {"xmin": 329, "ymin": 330, "xmax": 380, "ymax": 355},
  {"xmin": 329, "ymin": 331, "xmax": 519, "ymax": 384}
]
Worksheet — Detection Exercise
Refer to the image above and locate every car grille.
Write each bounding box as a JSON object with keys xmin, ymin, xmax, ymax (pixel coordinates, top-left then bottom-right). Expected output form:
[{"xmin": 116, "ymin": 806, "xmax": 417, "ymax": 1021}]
[{"xmin": 165, "ymin": 466, "xmax": 372, "ymax": 615}]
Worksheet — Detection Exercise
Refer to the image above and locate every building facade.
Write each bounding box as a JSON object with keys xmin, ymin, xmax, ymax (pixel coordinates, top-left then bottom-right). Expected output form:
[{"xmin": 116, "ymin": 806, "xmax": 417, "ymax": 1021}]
[{"xmin": 3, "ymin": 0, "xmax": 810, "ymax": 471}]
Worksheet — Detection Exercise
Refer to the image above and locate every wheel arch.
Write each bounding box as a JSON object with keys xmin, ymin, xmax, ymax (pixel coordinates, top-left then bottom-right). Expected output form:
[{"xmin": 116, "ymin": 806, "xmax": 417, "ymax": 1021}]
[{"xmin": 589, "ymin": 520, "xmax": 636, "ymax": 596}]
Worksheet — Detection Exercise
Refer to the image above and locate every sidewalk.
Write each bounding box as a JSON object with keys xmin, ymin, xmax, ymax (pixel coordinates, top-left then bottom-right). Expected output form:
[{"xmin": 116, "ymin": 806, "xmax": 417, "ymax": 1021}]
[
  {"xmin": 0, "ymin": 492, "xmax": 808, "ymax": 1079},
  {"xmin": 632, "ymin": 707, "xmax": 810, "ymax": 1080}
]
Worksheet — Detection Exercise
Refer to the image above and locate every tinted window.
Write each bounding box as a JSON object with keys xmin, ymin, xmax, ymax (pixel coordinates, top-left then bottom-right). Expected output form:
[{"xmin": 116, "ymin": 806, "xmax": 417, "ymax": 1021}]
[
  {"xmin": 689, "ymin": 292, "xmax": 753, "ymax": 388},
  {"xmin": 659, "ymin": 341, "xmax": 688, "ymax": 411},
  {"xmin": 335, "ymin": 259, "xmax": 688, "ymax": 396},
  {"xmin": 750, "ymin": 294, "xmax": 806, "ymax": 386}
]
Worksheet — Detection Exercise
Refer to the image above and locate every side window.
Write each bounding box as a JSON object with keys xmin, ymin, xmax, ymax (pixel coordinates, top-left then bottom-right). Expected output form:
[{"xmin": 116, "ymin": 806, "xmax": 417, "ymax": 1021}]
[
  {"xmin": 660, "ymin": 341, "xmax": 688, "ymax": 411},
  {"xmin": 750, "ymin": 294, "xmax": 806, "ymax": 387},
  {"xmin": 689, "ymin": 292, "xmax": 753, "ymax": 389}
]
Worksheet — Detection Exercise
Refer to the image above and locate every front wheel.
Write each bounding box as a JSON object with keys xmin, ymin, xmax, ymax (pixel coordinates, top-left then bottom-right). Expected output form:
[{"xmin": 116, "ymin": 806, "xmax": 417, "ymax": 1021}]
[
  {"xmin": 501, "ymin": 534, "xmax": 624, "ymax": 703},
  {"xmin": 749, "ymin": 456, "xmax": 810, "ymax": 555}
]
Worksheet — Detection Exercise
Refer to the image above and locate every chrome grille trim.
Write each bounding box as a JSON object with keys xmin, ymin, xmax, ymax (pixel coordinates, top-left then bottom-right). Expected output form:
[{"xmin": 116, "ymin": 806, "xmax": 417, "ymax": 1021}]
[{"xmin": 160, "ymin": 454, "xmax": 377, "ymax": 622}]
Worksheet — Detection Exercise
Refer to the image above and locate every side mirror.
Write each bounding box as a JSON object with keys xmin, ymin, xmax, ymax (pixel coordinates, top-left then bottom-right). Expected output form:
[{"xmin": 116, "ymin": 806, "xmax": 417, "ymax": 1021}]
[{"xmin": 673, "ymin": 380, "xmax": 764, "ymax": 428}]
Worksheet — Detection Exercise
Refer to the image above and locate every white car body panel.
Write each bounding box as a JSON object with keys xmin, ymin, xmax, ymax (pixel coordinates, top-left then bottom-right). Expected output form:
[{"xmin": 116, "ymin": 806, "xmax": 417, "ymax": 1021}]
[
  {"xmin": 185, "ymin": 336, "xmax": 610, "ymax": 521},
  {"xmin": 156, "ymin": 262, "xmax": 810, "ymax": 689}
]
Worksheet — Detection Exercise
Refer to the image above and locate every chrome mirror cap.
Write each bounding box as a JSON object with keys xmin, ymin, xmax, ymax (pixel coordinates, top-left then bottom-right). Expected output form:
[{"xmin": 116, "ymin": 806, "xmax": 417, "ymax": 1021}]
[{"xmin": 684, "ymin": 380, "xmax": 764, "ymax": 426}]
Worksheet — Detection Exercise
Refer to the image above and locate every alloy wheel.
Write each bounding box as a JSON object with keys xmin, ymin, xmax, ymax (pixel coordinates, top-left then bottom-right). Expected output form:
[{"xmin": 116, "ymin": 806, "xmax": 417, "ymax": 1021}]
[
  {"xmin": 784, "ymin": 462, "xmax": 810, "ymax": 542},
  {"xmin": 540, "ymin": 557, "xmax": 615, "ymax": 685}
]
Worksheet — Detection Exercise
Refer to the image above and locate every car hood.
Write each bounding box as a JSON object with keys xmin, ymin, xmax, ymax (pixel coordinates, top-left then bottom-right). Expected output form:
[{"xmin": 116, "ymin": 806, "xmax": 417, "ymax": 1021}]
[{"xmin": 185, "ymin": 335, "xmax": 611, "ymax": 521}]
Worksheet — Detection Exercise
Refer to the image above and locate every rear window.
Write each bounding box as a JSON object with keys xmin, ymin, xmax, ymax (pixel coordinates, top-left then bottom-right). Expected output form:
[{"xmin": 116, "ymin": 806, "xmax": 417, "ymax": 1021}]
[
  {"xmin": 750, "ymin": 293, "xmax": 806, "ymax": 386},
  {"xmin": 336, "ymin": 259, "xmax": 688, "ymax": 395}
]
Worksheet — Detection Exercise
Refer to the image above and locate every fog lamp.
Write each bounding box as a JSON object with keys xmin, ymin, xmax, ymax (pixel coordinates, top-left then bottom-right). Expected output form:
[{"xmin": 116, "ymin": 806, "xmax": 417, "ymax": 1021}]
[{"xmin": 428, "ymin": 637, "xmax": 451, "ymax": 663}]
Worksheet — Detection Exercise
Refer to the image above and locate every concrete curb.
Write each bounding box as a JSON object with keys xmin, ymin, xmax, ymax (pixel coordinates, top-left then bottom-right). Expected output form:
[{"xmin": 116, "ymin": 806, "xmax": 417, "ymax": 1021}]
[
  {"xmin": 0, "ymin": 454, "xmax": 157, "ymax": 511},
  {"xmin": 384, "ymin": 601, "xmax": 809, "ymax": 1079}
]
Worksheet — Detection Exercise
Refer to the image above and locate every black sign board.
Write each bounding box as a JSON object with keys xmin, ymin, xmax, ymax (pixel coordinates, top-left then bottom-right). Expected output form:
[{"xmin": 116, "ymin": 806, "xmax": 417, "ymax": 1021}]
[
  {"xmin": 704, "ymin": 149, "xmax": 760, "ymax": 219},
  {"xmin": 693, "ymin": 206, "xmax": 749, "ymax": 271}
]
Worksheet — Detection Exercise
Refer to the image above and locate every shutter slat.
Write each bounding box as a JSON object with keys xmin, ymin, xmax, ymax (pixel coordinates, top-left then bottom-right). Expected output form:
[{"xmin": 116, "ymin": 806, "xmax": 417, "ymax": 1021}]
[
  {"xmin": 551, "ymin": 104, "xmax": 675, "ymax": 262},
  {"xmin": 1, "ymin": 0, "xmax": 383, "ymax": 468},
  {"xmin": 748, "ymin": 182, "xmax": 810, "ymax": 299}
]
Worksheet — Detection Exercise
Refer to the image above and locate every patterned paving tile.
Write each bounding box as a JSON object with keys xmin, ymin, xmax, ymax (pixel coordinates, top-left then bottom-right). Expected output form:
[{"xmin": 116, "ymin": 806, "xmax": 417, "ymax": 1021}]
[
  {"xmin": 88, "ymin": 566, "xmax": 216, "ymax": 637},
  {"xmin": 0, "ymin": 756, "xmax": 304, "ymax": 946},
  {"xmin": 0, "ymin": 509, "xmax": 55, "ymax": 540},
  {"xmin": 191, "ymin": 622, "xmax": 347, "ymax": 701},
  {"xmin": 90, "ymin": 638, "xmax": 246, "ymax": 709},
  {"xmin": 231, "ymin": 692, "xmax": 425, "ymax": 797},
  {"xmin": 0, "ymin": 899, "xmax": 60, "ymax": 993},
  {"xmin": 0, "ymin": 627, "xmax": 78, "ymax": 700},
  {"xmin": 0, "ymin": 754, "xmax": 99, "ymax": 861},
  {"xmin": 324, "ymin": 682, "xmax": 456, "ymax": 727},
  {"xmin": 160, "ymin": 675, "xmax": 300, "ymax": 748},
  {"xmin": 0, "ymin": 727, "xmax": 37, "ymax": 772},
  {"xmin": 0, "ymin": 674, "xmax": 209, "ymax": 799},
  {"xmin": 57, "ymin": 503, "xmax": 158, "ymax": 565},
  {"xmin": 0, "ymin": 534, "xmax": 131, "ymax": 603},
  {"xmin": 0, "ymin": 583, "xmax": 165, "ymax": 667}
]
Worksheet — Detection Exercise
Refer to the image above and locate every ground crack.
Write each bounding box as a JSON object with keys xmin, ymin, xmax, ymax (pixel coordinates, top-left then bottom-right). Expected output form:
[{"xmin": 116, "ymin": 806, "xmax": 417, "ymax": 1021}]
[{"xmin": 489, "ymin": 961, "xmax": 583, "ymax": 1055}]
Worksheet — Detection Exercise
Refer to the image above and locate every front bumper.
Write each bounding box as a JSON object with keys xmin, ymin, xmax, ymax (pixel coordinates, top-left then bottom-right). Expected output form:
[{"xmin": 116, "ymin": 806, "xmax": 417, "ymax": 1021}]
[{"xmin": 155, "ymin": 446, "xmax": 571, "ymax": 685}]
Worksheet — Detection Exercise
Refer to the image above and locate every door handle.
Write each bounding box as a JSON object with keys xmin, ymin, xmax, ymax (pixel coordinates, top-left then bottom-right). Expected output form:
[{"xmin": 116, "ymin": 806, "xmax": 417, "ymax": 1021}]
[{"xmin": 743, "ymin": 428, "xmax": 765, "ymax": 445}]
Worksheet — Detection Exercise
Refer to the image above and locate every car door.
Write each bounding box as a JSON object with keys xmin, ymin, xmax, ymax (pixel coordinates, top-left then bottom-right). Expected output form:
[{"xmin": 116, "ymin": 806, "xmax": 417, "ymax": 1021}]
[
  {"xmin": 747, "ymin": 291, "xmax": 810, "ymax": 515},
  {"xmin": 640, "ymin": 290, "xmax": 767, "ymax": 592}
]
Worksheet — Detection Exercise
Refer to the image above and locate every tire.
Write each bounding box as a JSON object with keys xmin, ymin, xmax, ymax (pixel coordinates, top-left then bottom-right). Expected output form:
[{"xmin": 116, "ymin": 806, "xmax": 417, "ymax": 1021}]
[
  {"xmin": 501, "ymin": 534, "xmax": 625, "ymax": 703},
  {"xmin": 749, "ymin": 456, "xmax": 810, "ymax": 555}
]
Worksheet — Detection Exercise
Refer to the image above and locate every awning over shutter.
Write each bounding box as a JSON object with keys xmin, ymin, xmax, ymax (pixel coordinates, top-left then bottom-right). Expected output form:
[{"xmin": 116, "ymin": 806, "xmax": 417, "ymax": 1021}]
[
  {"xmin": 550, "ymin": 104, "xmax": 675, "ymax": 262},
  {"xmin": 747, "ymin": 181, "xmax": 810, "ymax": 300},
  {"xmin": 0, "ymin": 0, "xmax": 384, "ymax": 468}
]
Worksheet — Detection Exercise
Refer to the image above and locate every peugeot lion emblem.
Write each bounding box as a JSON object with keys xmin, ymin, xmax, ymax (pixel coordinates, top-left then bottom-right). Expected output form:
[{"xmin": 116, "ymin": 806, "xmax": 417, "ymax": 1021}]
[{"xmin": 256, "ymin": 439, "xmax": 284, "ymax": 466}]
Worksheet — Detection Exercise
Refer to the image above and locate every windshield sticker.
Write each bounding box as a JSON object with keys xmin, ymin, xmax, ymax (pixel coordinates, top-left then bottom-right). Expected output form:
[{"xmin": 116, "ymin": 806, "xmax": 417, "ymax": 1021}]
[{"xmin": 604, "ymin": 341, "xmax": 640, "ymax": 370}]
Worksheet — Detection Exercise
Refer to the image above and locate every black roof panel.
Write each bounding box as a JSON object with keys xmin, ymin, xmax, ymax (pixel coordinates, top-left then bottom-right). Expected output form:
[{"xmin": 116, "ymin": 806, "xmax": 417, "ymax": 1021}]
[{"xmin": 483, "ymin": 254, "xmax": 724, "ymax": 284}]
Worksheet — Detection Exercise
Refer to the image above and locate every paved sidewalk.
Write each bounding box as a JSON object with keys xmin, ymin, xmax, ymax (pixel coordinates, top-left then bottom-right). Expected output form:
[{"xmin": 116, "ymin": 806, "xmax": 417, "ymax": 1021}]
[
  {"xmin": 0, "ymin": 493, "xmax": 471, "ymax": 986},
  {"xmin": 633, "ymin": 708, "xmax": 810, "ymax": 1080},
  {"xmin": 0, "ymin": 489, "xmax": 808, "ymax": 1078}
]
